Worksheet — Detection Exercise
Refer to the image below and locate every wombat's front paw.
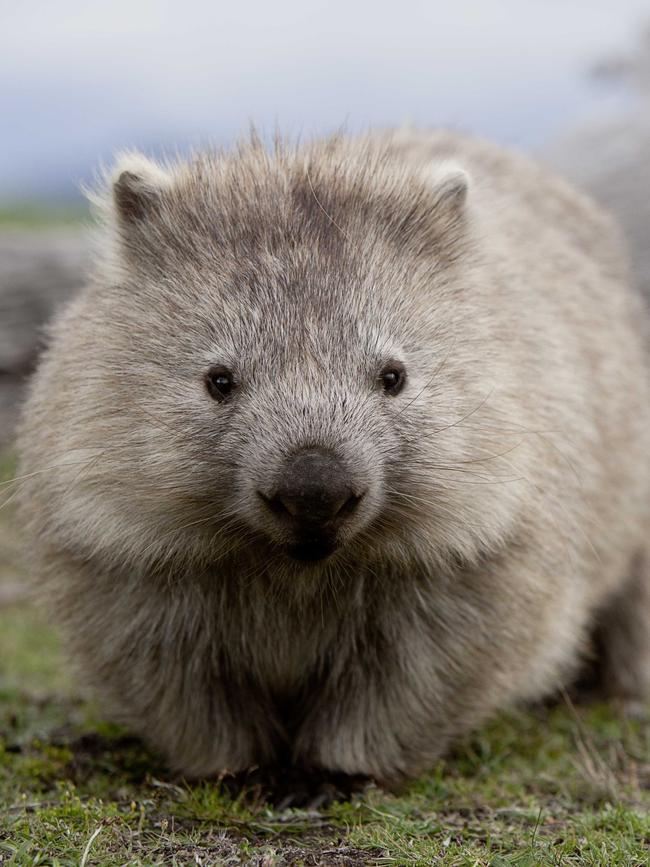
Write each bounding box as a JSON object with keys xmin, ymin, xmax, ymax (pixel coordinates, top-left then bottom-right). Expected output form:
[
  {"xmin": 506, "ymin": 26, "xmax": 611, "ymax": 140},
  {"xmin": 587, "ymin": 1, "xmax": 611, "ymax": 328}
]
[{"xmin": 295, "ymin": 713, "xmax": 434, "ymax": 786}]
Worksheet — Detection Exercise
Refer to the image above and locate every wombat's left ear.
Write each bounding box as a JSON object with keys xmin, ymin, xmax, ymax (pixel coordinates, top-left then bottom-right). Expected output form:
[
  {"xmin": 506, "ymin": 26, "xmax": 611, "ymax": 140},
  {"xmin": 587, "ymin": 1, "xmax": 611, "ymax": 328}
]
[
  {"xmin": 428, "ymin": 161, "xmax": 470, "ymax": 211},
  {"xmin": 111, "ymin": 153, "xmax": 172, "ymax": 223}
]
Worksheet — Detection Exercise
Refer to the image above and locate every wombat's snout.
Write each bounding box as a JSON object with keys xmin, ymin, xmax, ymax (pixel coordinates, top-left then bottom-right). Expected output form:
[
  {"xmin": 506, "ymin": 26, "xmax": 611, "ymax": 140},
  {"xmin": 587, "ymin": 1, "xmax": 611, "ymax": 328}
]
[{"xmin": 258, "ymin": 449, "xmax": 365, "ymax": 561}]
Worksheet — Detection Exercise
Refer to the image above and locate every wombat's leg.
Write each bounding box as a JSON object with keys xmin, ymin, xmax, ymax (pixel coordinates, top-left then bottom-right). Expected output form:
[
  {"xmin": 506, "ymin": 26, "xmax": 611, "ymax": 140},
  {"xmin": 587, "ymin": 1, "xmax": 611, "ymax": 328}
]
[
  {"xmin": 293, "ymin": 660, "xmax": 452, "ymax": 784},
  {"xmin": 593, "ymin": 551, "xmax": 650, "ymax": 706},
  {"xmin": 292, "ymin": 617, "xmax": 462, "ymax": 783},
  {"xmin": 48, "ymin": 559, "xmax": 278, "ymax": 778},
  {"xmin": 85, "ymin": 645, "xmax": 273, "ymax": 778},
  {"xmin": 147, "ymin": 676, "xmax": 280, "ymax": 779},
  {"xmin": 294, "ymin": 555, "xmax": 587, "ymax": 782}
]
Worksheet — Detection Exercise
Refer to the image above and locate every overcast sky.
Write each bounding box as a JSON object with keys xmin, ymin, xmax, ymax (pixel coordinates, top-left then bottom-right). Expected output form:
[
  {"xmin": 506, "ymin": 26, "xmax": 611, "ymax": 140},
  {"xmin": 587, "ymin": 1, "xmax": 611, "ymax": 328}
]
[{"xmin": 1, "ymin": 0, "xmax": 649, "ymax": 201}]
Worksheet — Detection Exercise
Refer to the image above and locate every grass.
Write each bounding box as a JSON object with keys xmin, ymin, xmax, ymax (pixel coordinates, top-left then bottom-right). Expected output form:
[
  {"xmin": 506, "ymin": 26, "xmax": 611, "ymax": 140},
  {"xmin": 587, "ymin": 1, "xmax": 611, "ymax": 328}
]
[
  {"xmin": 0, "ymin": 202, "xmax": 88, "ymax": 229},
  {"xmin": 0, "ymin": 451, "xmax": 648, "ymax": 865}
]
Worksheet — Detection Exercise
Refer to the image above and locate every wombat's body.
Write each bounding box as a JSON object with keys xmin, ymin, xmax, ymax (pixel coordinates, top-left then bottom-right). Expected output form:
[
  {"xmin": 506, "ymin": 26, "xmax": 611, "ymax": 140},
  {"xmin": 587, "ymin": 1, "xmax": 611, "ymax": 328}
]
[{"xmin": 17, "ymin": 130, "xmax": 650, "ymax": 782}]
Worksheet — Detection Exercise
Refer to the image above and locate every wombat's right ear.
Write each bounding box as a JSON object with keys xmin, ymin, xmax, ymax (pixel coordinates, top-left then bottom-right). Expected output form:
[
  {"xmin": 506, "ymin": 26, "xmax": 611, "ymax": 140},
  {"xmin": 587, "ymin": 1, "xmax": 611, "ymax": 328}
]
[
  {"xmin": 428, "ymin": 161, "xmax": 470, "ymax": 212},
  {"xmin": 111, "ymin": 153, "xmax": 172, "ymax": 223}
]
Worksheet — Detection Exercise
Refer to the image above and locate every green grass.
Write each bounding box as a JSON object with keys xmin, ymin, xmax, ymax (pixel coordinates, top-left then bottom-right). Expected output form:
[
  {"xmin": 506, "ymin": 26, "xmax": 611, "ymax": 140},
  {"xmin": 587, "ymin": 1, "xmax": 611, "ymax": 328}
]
[
  {"xmin": 1, "ymin": 453, "xmax": 649, "ymax": 865},
  {"xmin": 0, "ymin": 202, "xmax": 88, "ymax": 229}
]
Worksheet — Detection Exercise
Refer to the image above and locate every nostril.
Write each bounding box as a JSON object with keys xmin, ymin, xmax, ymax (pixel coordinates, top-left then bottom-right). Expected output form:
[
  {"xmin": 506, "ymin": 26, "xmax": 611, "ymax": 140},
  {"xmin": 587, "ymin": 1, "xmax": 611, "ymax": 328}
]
[
  {"xmin": 257, "ymin": 490, "xmax": 291, "ymax": 518},
  {"xmin": 335, "ymin": 491, "xmax": 365, "ymax": 519},
  {"xmin": 258, "ymin": 488, "xmax": 365, "ymax": 525}
]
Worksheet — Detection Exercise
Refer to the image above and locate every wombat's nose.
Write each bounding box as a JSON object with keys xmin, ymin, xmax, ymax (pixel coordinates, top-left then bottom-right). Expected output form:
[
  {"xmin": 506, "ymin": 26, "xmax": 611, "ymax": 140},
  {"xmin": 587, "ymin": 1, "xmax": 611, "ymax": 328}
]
[{"xmin": 261, "ymin": 450, "xmax": 362, "ymax": 528}]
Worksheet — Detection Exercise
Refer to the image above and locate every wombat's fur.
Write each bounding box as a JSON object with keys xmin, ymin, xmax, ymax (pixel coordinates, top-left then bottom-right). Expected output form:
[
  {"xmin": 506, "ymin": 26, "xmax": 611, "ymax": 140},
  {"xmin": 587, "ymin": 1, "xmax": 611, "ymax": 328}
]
[{"xmin": 17, "ymin": 130, "xmax": 650, "ymax": 783}]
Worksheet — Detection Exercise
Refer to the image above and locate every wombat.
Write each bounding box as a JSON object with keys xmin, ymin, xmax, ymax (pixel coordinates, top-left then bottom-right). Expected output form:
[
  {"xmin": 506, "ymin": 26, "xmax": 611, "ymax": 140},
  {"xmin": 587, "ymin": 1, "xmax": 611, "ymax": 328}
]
[{"xmin": 16, "ymin": 129, "xmax": 650, "ymax": 784}]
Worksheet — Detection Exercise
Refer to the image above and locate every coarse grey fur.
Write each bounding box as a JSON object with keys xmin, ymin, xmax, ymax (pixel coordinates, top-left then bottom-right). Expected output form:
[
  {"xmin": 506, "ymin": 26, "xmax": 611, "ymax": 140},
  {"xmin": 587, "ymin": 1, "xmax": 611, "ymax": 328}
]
[{"xmin": 16, "ymin": 130, "xmax": 650, "ymax": 783}]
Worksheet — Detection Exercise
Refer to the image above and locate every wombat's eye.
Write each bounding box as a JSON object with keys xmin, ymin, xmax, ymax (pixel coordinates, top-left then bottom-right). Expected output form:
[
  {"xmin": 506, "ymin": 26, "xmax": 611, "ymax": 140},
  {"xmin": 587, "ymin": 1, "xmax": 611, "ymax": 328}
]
[
  {"xmin": 380, "ymin": 362, "xmax": 407, "ymax": 396},
  {"xmin": 205, "ymin": 366, "xmax": 235, "ymax": 402}
]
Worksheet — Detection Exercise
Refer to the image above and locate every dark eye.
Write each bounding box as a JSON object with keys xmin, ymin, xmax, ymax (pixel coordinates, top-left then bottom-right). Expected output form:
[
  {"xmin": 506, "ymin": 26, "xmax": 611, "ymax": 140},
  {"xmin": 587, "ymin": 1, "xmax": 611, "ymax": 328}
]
[
  {"xmin": 380, "ymin": 361, "xmax": 407, "ymax": 396},
  {"xmin": 205, "ymin": 366, "xmax": 235, "ymax": 402}
]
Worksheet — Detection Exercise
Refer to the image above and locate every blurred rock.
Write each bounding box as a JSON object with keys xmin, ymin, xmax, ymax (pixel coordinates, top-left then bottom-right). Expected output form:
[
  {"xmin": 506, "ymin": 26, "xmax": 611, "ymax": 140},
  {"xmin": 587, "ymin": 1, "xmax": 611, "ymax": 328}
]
[
  {"xmin": 0, "ymin": 228, "xmax": 88, "ymax": 448},
  {"xmin": 547, "ymin": 119, "xmax": 650, "ymax": 300},
  {"xmin": 545, "ymin": 28, "xmax": 650, "ymax": 304}
]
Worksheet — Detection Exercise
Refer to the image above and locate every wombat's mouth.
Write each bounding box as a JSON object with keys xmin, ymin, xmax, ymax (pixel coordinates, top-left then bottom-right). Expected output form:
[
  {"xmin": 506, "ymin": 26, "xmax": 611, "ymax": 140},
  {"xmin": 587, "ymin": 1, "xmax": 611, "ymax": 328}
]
[{"xmin": 285, "ymin": 538, "xmax": 338, "ymax": 562}]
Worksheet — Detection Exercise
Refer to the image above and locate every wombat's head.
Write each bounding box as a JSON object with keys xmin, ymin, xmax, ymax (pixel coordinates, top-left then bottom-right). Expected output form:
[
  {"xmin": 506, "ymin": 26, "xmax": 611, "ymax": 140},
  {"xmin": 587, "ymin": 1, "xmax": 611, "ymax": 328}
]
[{"xmin": 23, "ymin": 137, "xmax": 525, "ymax": 580}]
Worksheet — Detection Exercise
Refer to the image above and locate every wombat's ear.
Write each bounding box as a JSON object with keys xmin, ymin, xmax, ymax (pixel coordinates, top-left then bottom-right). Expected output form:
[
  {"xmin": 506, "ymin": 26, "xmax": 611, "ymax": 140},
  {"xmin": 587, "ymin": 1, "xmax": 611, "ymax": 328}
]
[
  {"xmin": 428, "ymin": 161, "xmax": 470, "ymax": 211},
  {"xmin": 111, "ymin": 154, "xmax": 172, "ymax": 223}
]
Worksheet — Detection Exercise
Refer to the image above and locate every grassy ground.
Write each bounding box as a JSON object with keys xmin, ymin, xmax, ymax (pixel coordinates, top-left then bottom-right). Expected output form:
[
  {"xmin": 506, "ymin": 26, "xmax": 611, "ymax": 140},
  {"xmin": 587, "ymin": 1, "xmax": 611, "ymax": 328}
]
[
  {"xmin": 1, "ymin": 450, "xmax": 649, "ymax": 866},
  {"xmin": 0, "ymin": 204, "xmax": 88, "ymax": 229}
]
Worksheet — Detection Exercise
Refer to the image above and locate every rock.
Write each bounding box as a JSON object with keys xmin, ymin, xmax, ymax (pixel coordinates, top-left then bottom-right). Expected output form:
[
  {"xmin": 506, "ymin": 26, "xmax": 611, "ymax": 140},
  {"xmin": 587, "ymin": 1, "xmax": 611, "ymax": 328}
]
[
  {"xmin": 545, "ymin": 28, "xmax": 650, "ymax": 304},
  {"xmin": 0, "ymin": 228, "xmax": 88, "ymax": 448}
]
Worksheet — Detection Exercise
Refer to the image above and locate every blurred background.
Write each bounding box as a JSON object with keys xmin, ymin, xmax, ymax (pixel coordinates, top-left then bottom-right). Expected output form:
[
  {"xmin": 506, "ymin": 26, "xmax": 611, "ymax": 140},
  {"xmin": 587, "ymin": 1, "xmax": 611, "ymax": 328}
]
[
  {"xmin": 1, "ymin": 0, "xmax": 650, "ymax": 450},
  {"xmin": 0, "ymin": 0, "xmax": 648, "ymax": 204},
  {"xmin": 1, "ymin": 0, "xmax": 649, "ymax": 204}
]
